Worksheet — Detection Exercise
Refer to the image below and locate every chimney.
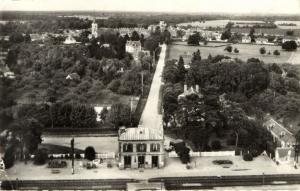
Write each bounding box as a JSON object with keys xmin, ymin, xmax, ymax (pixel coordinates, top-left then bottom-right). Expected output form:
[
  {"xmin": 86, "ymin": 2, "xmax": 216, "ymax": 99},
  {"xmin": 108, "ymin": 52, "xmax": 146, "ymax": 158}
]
[
  {"xmin": 196, "ymin": 85, "xmax": 199, "ymax": 93},
  {"xmin": 119, "ymin": 127, "xmax": 126, "ymax": 135},
  {"xmin": 184, "ymin": 84, "xmax": 187, "ymax": 93}
]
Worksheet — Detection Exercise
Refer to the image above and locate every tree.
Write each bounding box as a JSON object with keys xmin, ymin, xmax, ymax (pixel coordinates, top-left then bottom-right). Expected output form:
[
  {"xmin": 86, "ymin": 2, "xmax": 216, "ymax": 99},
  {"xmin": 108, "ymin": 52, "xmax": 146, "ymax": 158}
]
[
  {"xmin": 211, "ymin": 140, "xmax": 222, "ymax": 150},
  {"xmin": 234, "ymin": 48, "xmax": 239, "ymax": 53},
  {"xmin": 249, "ymin": 27, "xmax": 256, "ymax": 42},
  {"xmin": 34, "ymin": 149, "xmax": 48, "ymax": 165},
  {"xmin": 131, "ymin": 31, "xmax": 140, "ymax": 41},
  {"xmin": 273, "ymin": 50, "xmax": 280, "ymax": 56},
  {"xmin": 177, "ymin": 56, "xmax": 186, "ymax": 81},
  {"xmin": 191, "ymin": 49, "xmax": 201, "ymax": 62},
  {"xmin": 85, "ymin": 146, "xmax": 96, "ymax": 161},
  {"xmin": 108, "ymin": 103, "xmax": 131, "ymax": 128},
  {"xmin": 282, "ymin": 41, "xmax": 297, "ymax": 51},
  {"xmin": 187, "ymin": 33, "xmax": 200, "ymax": 46},
  {"xmin": 9, "ymin": 32, "xmax": 24, "ymax": 43},
  {"xmin": 3, "ymin": 147, "xmax": 15, "ymax": 169},
  {"xmin": 259, "ymin": 47, "xmax": 266, "ymax": 55},
  {"xmin": 224, "ymin": 45, "xmax": 233, "ymax": 53}
]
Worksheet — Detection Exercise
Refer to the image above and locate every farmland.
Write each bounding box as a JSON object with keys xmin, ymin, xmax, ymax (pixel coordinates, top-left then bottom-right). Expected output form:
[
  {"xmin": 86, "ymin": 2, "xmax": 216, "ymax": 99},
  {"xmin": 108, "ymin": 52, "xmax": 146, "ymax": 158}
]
[{"xmin": 168, "ymin": 41, "xmax": 300, "ymax": 65}]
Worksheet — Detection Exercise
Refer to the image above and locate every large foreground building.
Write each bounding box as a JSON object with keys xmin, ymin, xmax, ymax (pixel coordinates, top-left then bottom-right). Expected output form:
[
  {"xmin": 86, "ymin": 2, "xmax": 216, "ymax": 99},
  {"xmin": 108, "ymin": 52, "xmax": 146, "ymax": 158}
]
[{"xmin": 118, "ymin": 127, "xmax": 164, "ymax": 169}]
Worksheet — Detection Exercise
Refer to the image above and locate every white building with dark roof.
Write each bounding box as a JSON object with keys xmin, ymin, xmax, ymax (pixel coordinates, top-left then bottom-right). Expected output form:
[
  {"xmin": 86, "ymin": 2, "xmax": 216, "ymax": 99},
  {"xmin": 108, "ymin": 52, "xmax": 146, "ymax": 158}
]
[
  {"xmin": 126, "ymin": 40, "xmax": 142, "ymax": 60},
  {"xmin": 118, "ymin": 127, "xmax": 164, "ymax": 169}
]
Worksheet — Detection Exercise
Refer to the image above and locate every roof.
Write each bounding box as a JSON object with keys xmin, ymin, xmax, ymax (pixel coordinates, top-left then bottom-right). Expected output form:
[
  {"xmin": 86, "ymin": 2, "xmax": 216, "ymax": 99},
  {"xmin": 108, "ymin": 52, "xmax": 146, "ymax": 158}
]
[
  {"xmin": 283, "ymin": 36, "xmax": 299, "ymax": 40},
  {"xmin": 119, "ymin": 127, "xmax": 163, "ymax": 141},
  {"xmin": 126, "ymin": 40, "xmax": 141, "ymax": 47},
  {"xmin": 264, "ymin": 118, "xmax": 295, "ymax": 144}
]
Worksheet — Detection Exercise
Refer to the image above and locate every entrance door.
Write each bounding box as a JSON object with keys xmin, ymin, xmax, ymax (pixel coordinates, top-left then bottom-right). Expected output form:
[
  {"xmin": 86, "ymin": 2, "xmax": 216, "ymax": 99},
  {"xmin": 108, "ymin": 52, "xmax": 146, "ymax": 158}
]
[
  {"xmin": 138, "ymin": 156, "xmax": 145, "ymax": 168},
  {"xmin": 152, "ymin": 156, "xmax": 159, "ymax": 168},
  {"xmin": 124, "ymin": 156, "xmax": 131, "ymax": 168}
]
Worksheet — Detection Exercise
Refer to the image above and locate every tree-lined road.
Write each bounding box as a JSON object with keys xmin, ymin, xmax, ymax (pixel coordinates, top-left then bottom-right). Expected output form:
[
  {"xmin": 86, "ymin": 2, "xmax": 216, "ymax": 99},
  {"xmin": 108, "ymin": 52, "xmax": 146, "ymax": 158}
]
[{"xmin": 139, "ymin": 44, "xmax": 167, "ymax": 131}]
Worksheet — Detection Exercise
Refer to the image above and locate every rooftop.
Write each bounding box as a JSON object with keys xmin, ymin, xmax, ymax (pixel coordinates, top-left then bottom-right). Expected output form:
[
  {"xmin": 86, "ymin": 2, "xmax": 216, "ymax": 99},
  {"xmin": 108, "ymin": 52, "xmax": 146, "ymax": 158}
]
[
  {"xmin": 119, "ymin": 127, "xmax": 163, "ymax": 141},
  {"xmin": 264, "ymin": 118, "xmax": 295, "ymax": 144}
]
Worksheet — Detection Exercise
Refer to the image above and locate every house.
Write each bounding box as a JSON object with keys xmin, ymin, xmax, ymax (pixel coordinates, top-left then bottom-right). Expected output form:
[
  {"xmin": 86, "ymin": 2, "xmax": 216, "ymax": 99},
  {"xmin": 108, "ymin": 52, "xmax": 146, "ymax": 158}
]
[
  {"xmin": 3, "ymin": 71, "xmax": 15, "ymax": 79},
  {"xmin": 159, "ymin": 21, "xmax": 167, "ymax": 32},
  {"xmin": 64, "ymin": 35, "xmax": 79, "ymax": 44},
  {"xmin": 126, "ymin": 41, "xmax": 142, "ymax": 60},
  {"xmin": 264, "ymin": 118, "xmax": 296, "ymax": 164},
  {"xmin": 282, "ymin": 36, "xmax": 300, "ymax": 46},
  {"xmin": 66, "ymin": 73, "xmax": 80, "ymax": 81},
  {"xmin": 178, "ymin": 84, "xmax": 203, "ymax": 100},
  {"xmin": 118, "ymin": 127, "xmax": 164, "ymax": 169},
  {"xmin": 242, "ymin": 36, "xmax": 251, "ymax": 43},
  {"xmin": 255, "ymin": 37, "xmax": 268, "ymax": 44}
]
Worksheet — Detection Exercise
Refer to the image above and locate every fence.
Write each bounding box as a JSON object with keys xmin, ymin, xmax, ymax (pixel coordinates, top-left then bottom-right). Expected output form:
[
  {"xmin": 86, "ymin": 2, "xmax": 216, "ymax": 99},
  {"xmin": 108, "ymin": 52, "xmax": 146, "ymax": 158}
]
[{"xmin": 168, "ymin": 151, "xmax": 235, "ymax": 158}]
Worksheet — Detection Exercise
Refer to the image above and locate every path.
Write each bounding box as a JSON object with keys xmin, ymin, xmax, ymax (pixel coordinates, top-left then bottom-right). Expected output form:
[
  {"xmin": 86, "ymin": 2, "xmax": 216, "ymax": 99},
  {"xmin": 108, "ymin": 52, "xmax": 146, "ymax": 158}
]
[{"xmin": 288, "ymin": 49, "xmax": 300, "ymax": 65}]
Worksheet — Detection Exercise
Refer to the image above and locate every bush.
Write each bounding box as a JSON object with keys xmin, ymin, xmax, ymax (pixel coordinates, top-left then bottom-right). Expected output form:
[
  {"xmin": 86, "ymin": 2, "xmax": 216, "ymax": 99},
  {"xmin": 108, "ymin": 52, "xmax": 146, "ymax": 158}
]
[
  {"xmin": 243, "ymin": 153, "xmax": 253, "ymax": 161},
  {"xmin": 224, "ymin": 45, "xmax": 233, "ymax": 53},
  {"xmin": 34, "ymin": 149, "xmax": 48, "ymax": 165},
  {"xmin": 85, "ymin": 146, "xmax": 96, "ymax": 161},
  {"xmin": 234, "ymin": 48, "xmax": 239, "ymax": 53},
  {"xmin": 211, "ymin": 140, "xmax": 222, "ymax": 150},
  {"xmin": 259, "ymin": 47, "xmax": 266, "ymax": 55},
  {"xmin": 282, "ymin": 41, "xmax": 297, "ymax": 51},
  {"xmin": 273, "ymin": 50, "xmax": 280, "ymax": 56}
]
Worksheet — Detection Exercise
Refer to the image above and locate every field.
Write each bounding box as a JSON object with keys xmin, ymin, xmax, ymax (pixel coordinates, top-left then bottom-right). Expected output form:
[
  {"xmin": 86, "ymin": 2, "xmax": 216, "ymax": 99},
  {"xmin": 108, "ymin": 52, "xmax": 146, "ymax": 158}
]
[{"xmin": 168, "ymin": 41, "xmax": 300, "ymax": 65}]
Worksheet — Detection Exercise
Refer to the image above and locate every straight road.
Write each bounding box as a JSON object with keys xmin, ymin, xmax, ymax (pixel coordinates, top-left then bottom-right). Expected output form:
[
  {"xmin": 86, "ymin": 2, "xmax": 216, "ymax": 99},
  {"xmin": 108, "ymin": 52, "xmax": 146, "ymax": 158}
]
[{"xmin": 139, "ymin": 44, "xmax": 167, "ymax": 131}]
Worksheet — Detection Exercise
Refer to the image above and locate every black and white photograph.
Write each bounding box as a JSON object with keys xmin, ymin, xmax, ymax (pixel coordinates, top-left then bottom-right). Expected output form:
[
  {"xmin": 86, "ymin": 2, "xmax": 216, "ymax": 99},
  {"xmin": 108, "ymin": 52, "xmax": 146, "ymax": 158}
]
[{"xmin": 0, "ymin": 0, "xmax": 300, "ymax": 190}]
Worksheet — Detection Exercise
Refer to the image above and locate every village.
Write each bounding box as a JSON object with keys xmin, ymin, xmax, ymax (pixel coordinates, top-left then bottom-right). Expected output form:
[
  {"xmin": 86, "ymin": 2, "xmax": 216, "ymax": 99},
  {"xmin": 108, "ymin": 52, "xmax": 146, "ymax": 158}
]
[{"xmin": 1, "ymin": 5, "xmax": 300, "ymax": 190}]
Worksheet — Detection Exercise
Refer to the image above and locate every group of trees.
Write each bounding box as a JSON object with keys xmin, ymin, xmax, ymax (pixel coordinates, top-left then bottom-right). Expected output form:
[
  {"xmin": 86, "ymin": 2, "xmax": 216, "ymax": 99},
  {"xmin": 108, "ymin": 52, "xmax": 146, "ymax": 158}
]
[
  {"xmin": 162, "ymin": 50, "xmax": 300, "ymax": 156},
  {"xmin": 224, "ymin": 45, "xmax": 239, "ymax": 53}
]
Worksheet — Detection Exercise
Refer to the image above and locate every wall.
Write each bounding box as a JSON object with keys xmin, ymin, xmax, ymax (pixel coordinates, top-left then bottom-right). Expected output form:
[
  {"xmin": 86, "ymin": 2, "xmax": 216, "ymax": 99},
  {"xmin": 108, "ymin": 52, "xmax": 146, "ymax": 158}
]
[{"xmin": 168, "ymin": 151, "xmax": 235, "ymax": 157}]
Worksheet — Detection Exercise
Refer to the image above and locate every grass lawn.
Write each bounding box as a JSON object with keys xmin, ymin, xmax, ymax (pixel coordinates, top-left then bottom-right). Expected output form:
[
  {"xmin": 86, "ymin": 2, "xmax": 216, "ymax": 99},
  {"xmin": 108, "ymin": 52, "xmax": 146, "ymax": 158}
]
[{"xmin": 168, "ymin": 42, "xmax": 300, "ymax": 65}]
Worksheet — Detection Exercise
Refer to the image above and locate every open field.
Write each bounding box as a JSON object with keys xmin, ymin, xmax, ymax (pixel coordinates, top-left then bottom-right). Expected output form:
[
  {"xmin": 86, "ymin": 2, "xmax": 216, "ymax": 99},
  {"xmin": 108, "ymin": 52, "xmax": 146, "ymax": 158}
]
[{"xmin": 168, "ymin": 42, "xmax": 300, "ymax": 65}]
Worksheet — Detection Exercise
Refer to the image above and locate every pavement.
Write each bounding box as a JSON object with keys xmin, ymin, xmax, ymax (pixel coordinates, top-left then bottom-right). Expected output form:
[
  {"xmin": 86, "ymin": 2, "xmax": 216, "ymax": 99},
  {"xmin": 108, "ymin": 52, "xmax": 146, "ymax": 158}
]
[
  {"xmin": 2, "ymin": 155, "xmax": 300, "ymax": 181},
  {"xmin": 288, "ymin": 49, "xmax": 300, "ymax": 65}
]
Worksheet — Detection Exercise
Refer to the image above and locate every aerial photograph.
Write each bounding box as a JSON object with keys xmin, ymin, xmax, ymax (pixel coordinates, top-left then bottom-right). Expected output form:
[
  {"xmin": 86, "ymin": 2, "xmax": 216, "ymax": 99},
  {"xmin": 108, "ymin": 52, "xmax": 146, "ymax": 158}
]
[{"xmin": 0, "ymin": 0, "xmax": 300, "ymax": 190}]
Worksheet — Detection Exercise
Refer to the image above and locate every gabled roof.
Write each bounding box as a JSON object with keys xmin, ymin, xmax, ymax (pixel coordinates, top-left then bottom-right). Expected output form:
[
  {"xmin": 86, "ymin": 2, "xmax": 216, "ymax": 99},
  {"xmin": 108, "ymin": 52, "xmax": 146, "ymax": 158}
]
[
  {"xmin": 126, "ymin": 40, "xmax": 141, "ymax": 47},
  {"xmin": 119, "ymin": 127, "xmax": 163, "ymax": 141},
  {"xmin": 264, "ymin": 118, "xmax": 295, "ymax": 144}
]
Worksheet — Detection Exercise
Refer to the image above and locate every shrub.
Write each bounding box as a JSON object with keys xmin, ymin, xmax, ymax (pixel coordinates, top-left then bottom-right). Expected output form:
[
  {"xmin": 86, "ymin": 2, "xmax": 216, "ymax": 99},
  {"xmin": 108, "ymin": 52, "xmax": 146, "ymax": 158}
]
[
  {"xmin": 282, "ymin": 41, "xmax": 297, "ymax": 51},
  {"xmin": 273, "ymin": 50, "xmax": 280, "ymax": 56},
  {"xmin": 34, "ymin": 149, "xmax": 48, "ymax": 165},
  {"xmin": 243, "ymin": 153, "xmax": 253, "ymax": 161},
  {"xmin": 85, "ymin": 146, "xmax": 96, "ymax": 161},
  {"xmin": 259, "ymin": 47, "xmax": 266, "ymax": 55},
  {"xmin": 224, "ymin": 45, "xmax": 233, "ymax": 53},
  {"xmin": 211, "ymin": 140, "xmax": 222, "ymax": 151},
  {"xmin": 234, "ymin": 48, "xmax": 239, "ymax": 53}
]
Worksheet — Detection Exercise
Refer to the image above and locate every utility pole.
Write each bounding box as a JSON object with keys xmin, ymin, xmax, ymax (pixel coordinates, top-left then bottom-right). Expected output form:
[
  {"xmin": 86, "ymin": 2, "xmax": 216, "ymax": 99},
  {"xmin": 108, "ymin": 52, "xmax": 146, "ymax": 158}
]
[
  {"xmin": 141, "ymin": 72, "xmax": 144, "ymax": 96},
  {"xmin": 71, "ymin": 137, "xmax": 74, "ymax": 174}
]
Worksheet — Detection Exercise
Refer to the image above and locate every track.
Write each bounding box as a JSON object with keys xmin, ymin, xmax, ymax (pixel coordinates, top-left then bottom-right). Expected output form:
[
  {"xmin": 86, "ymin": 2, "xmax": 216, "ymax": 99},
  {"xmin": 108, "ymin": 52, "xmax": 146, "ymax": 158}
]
[
  {"xmin": 1, "ymin": 179, "xmax": 138, "ymax": 190},
  {"xmin": 149, "ymin": 174, "xmax": 300, "ymax": 190}
]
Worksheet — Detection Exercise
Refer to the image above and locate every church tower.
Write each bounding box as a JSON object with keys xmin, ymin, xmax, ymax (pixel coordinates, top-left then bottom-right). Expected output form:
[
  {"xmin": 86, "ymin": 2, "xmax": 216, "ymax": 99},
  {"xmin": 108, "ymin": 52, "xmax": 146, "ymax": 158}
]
[{"xmin": 91, "ymin": 20, "xmax": 98, "ymax": 38}]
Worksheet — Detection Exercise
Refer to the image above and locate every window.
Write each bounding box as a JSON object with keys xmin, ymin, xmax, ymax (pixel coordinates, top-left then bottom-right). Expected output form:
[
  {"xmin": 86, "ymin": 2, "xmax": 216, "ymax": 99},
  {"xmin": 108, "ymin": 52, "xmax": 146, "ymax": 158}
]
[
  {"xmin": 123, "ymin": 143, "xmax": 133, "ymax": 152},
  {"xmin": 137, "ymin": 143, "xmax": 147, "ymax": 152},
  {"xmin": 150, "ymin": 143, "xmax": 160, "ymax": 152}
]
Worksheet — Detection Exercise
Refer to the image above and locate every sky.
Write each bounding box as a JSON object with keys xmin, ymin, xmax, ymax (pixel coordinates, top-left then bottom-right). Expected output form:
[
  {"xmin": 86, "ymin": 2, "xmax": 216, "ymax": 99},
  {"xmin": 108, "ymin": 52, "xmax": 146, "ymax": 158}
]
[{"xmin": 1, "ymin": 0, "xmax": 300, "ymax": 14}]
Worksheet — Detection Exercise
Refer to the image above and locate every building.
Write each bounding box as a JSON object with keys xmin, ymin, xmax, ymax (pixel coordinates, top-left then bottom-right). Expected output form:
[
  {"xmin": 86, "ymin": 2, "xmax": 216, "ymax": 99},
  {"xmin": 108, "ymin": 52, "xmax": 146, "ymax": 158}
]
[
  {"xmin": 178, "ymin": 84, "xmax": 203, "ymax": 100},
  {"xmin": 264, "ymin": 118, "xmax": 296, "ymax": 164},
  {"xmin": 159, "ymin": 21, "xmax": 167, "ymax": 32},
  {"xmin": 91, "ymin": 20, "xmax": 98, "ymax": 38},
  {"xmin": 118, "ymin": 127, "xmax": 164, "ymax": 169},
  {"xmin": 126, "ymin": 40, "xmax": 142, "ymax": 60},
  {"xmin": 242, "ymin": 36, "xmax": 251, "ymax": 43},
  {"xmin": 256, "ymin": 37, "xmax": 268, "ymax": 44},
  {"xmin": 64, "ymin": 35, "xmax": 78, "ymax": 44}
]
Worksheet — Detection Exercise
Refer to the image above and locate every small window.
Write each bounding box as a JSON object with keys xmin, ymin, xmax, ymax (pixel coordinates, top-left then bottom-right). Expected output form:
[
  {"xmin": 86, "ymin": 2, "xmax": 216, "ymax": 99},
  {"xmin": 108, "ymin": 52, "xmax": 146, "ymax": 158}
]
[
  {"xmin": 150, "ymin": 143, "xmax": 160, "ymax": 152},
  {"xmin": 123, "ymin": 143, "xmax": 133, "ymax": 152},
  {"xmin": 137, "ymin": 143, "xmax": 147, "ymax": 152}
]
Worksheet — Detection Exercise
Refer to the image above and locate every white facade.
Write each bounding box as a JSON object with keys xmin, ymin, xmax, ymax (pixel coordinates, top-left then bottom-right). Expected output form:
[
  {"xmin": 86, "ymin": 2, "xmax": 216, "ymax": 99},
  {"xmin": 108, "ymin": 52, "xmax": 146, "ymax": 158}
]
[
  {"xmin": 91, "ymin": 21, "xmax": 98, "ymax": 38},
  {"xmin": 126, "ymin": 41, "xmax": 142, "ymax": 60}
]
